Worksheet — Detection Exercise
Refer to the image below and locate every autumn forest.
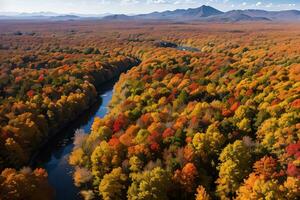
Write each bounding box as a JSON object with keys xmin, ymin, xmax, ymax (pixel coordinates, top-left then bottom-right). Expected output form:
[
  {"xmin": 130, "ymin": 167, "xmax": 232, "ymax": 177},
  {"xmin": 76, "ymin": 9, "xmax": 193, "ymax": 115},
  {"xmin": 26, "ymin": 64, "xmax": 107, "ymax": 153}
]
[{"xmin": 0, "ymin": 20, "xmax": 299, "ymax": 200}]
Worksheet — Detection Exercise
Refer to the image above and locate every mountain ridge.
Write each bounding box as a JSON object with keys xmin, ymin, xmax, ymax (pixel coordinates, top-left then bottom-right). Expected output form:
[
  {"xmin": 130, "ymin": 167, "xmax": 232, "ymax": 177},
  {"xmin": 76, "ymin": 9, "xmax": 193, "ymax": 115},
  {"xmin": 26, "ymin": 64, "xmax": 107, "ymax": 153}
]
[
  {"xmin": 103, "ymin": 5, "xmax": 300, "ymax": 22},
  {"xmin": 2, "ymin": 5, "xmax": 300, "ymax": 22}
]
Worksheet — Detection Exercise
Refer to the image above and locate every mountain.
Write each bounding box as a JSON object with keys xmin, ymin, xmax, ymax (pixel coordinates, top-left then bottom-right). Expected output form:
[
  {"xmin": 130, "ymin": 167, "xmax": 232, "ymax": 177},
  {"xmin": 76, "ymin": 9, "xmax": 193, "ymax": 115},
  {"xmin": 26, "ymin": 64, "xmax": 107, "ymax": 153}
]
[
  {"xmin": 2, "ymin": 6, "xmax": 300, "ymax": 22},
  {"xmin": 205, "ymin": 11, "xmax": 271, "ymax": 22},
  {"xmin": 104, "ymin": 5, "xmax": 223, "ymax": 21},
  {"xmin": 137, "ymin": 5, "xmax": 223, "ymax": 20},
  {"xmin": 51, "ymin": 15, "xmax": 80, "ymax": 20},
  {"xmin": 0, "ymin": 12, "xmax": 112, "ymax": 20},
  {"xmin": 235, "ymin": 9, "xmax": 300, "ymax": 21},
  {"xmin": 103, "ymin": 14, "xmax": 133, "ymax": 20},
  {"xmin": 103, "ymin": 5, "xmax": 300, "ymax": 22}
]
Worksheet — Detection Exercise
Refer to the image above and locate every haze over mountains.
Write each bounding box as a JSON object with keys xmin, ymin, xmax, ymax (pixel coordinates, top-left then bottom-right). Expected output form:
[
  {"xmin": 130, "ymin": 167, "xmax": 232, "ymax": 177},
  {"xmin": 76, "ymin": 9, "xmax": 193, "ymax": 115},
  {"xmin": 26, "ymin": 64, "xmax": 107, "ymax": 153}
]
[
  {"xmin": 0, "ymin": 12, "xmax": 111, "ymax": 20},
  {"xmin": 2, "ymin": 5, "xmax": 300, "ymax": 22},
  {"xmin": 104, "ymin": 5, "xmax": 300, "ymax": 22}
]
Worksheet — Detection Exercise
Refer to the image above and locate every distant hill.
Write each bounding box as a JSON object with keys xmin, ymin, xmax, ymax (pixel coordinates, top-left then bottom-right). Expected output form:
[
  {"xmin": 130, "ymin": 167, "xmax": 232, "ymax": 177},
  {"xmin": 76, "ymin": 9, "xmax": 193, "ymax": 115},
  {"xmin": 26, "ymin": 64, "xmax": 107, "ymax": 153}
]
[
  {"xmin": 103, "ymin": 5, "xmax": 300, "ymax": 22},
  {"xmin": 103, "ymin": 14, "xmax": 133, "ymax": 20},
  {"xmin": 0, "ymin": 12, "xmax": 111, "ymax": 20},
  {"xmin": 136, "ymin": 5, "xmax": 223, "ymax": 20},
  {"xmin": 51, "ymin": 15, "xmax": 80, "ymax": 20},
  {"xmin": 235, "ymin": 9, "xmax": 300, "ymax": 21},
  {"xmin": 2, "ymin": 6, "xmax": 300, "ymax": 22},
  {"xmin": 205, "ymin": 11, "xmax": 271, "ymax": 22},
  {"xmin": 104, "ymin": 5, "xmax": 223, "ymax": 21}
]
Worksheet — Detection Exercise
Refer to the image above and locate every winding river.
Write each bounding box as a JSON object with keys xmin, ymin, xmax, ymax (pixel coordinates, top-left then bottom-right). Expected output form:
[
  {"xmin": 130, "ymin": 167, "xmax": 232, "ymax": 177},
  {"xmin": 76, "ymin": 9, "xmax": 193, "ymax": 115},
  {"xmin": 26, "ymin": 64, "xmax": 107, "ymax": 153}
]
[
  {"xmin": 33, "ymin": 78, "xmax": 117, "ymax": 200},
  {"xmin": 33, "ymin": 45, "xmax": 199, "ymax": 200}
]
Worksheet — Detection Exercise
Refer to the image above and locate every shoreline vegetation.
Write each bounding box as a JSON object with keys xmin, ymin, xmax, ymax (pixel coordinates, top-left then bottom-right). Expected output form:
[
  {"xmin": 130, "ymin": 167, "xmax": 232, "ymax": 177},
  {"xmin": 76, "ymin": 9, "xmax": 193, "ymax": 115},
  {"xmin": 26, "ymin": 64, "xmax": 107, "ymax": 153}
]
[
  {"xmin": 0, "ymin": 21, "xmax": 299, "ymax": 199},
  {"xmin": 28, "ymin": 59, "xmax": 140, "ymax": 167},
  {"xmin": 0, "ymin": 52, "xmax": 139, "ymax": 169}
]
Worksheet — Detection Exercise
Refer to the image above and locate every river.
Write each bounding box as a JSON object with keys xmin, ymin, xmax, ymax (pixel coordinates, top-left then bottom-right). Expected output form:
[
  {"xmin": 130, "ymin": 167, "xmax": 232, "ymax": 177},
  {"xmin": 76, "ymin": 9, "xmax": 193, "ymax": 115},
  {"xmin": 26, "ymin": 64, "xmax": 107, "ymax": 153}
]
[
  {"xmin": 33, "ymin": 78, "xmax": 117, "ymax": 200},
  {"xmin": 33, "ymin": 45, "xmax": 197, "ymax": 200}
]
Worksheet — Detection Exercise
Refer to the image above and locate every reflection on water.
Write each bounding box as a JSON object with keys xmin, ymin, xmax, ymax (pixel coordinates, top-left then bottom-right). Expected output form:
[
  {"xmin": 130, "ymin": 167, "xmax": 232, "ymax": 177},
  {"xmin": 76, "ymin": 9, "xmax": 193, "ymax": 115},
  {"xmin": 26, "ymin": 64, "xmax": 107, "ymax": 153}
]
[{"xmin": 33, "ymin": 78, "xmax": 117, "ymax": 200}]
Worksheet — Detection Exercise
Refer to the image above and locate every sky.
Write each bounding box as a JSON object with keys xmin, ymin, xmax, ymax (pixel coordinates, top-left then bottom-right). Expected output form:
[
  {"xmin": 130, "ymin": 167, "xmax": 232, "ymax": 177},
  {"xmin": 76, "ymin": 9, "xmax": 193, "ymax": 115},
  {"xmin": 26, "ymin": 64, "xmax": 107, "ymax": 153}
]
[{"xmin": 0, "ymin": 0, "xmax": 300, "ymax": 15}]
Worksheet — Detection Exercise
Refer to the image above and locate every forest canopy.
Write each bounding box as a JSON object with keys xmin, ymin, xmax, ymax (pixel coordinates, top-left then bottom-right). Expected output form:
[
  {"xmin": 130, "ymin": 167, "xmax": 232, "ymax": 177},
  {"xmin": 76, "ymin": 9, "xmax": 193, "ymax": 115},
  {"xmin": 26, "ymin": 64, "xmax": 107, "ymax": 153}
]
[{"xmin": 0, "ymin": 21, "xmax": 299, "ymax": 199}]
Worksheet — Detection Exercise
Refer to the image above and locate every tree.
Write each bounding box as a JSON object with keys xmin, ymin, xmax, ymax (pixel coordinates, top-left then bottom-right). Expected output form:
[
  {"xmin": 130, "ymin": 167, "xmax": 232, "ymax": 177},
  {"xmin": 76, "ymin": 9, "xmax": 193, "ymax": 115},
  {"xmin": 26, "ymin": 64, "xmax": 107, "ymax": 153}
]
[
  {"xmin": 236, "ymin": 173, "xmax": 283, "ymax": 200},
  {"xmin": 99, "ymin": 167, "xmax": 128, "ymax": 200},
  {"xmin": 174, "ymin": 163, "xmax": 198, "ymax": 192},
  {"xmin": 73, "ymin": 167, "xmax": 92, "ymax": 187},
  {"xmin": 129, "ymin": 156, "xmax": 143, "ymax": 172},
  {"xmin": 127, "ymin": 167, "xmax": 171, "ymax": 200},
  {"xmin": 216, "ymin": 140, "xmax": 252, "ymax": 199},
  {"xmin": 0, "ymin": 168, "xmax": 54, "ymax": 200},
  {"xmin": 192, "ymin": 123, "xmax": 225, "ymax": 161},
  {"xmin": 134, "ymin": 129, "xmax": 150, "ymax": 144},
  {"xmin": 195, "ymin": 186, "xmax": 211, "ymax": 200},
  {"xmin": 91, "ymin": 141, "xmax": 115, "ymax": 185},
  {"xmin": 119, "ymin": 125, "xmax": 140, "ymax": 146},
  {"xmin": 85, "ymin": 125, "xmax": 113, "ymax": 155}
]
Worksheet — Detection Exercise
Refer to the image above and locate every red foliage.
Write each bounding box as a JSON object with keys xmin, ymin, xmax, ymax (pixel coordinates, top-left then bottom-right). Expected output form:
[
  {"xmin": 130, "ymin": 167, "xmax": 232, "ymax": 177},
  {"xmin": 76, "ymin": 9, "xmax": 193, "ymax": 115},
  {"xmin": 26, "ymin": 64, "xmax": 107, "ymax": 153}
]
[
  {"xmin": 113, "ymin": 114, "xmax": 126, "ymax": 132},
  {"xmin": 287, "ymin": 163, "xmax": 300, "ymax": 178},
  {"xmin": 162, "ymin": 128, "xmax": 175, "ymax": 139},
  {"xmin": 141, "ymin": 74, "xmax": 151, "ymax": 82},
  {"xmin": 291, "ymin": 99, "xmax": 300, "ymax": 109},
  {"xmin": 15, "ymin": 76, "xmax": 22, "ymax": 83},
  {"xmin": 150, "ymin": 142, "xmax": 160, "ymax": 151},
  {"xmin": 245, "ymin": 89, "xmax": 253, "ymax": 96},
  {"xmin": 153, "ymin": 69, "xmax": 168, "ymax": 80},
  {"xmin": 286, "ymin": 142, "xmax": 300, "ymax": 158},
  {"xmin": 148, "ymin": 130, "xmax": 160, "ymax": 143},
  {"xmin": 38, "ymin": 74, "xmax": 44, "ymax": 82},
  {"xmin": 27, "ymin": 90, "xmax": 35, "ymax": 98},
  {"xmin": 227, "ymin": 96, "xmax": 235, "ymax": 105},
  {"xmin": 108, "ymin": 136, "xmax": 120, "ymax": 148},
  {"xmin": 230, "ymin": 102, "xmax": 240, "ymax": 112},
  {"xmin": 188, "ymin": 82, "xmax": 199, "ymax": 92},
  {"xmin": 228, "ymin": 69, "xmax": 236, "ymax": 74},
  {"xmin": 190, "ymin": 115, "xmax": 199, "ymax": 128},
  {"xmin": 140, "ymin": 113, "xmax": 153, "ymax": 127},
  {"xmin": 222, "ymin": 108, "xmax": 232, "ymax": 117},
  {"xmin": 285, "ymin": 142, "xmax": 300, "ymax": 178}
]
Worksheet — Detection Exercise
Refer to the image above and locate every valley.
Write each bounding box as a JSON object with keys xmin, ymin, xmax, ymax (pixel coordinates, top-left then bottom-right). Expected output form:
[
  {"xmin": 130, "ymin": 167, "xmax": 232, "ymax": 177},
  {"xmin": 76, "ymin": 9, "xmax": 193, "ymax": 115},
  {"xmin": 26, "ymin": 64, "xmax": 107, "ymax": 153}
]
[{"xmin": 0, "ymin": 20, "xmax": 299, "ymax": 199}]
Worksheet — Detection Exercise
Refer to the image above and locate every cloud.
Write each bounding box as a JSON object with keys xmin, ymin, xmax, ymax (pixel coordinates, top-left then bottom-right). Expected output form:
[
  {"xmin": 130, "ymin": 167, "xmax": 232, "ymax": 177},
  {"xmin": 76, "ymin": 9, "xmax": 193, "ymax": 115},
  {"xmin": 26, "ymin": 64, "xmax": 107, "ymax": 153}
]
[
  {"xmin": 256, "ymin": 1, "xmax": 262, "ymax": 7},
  {"xmin": 147, "ymin": 0, "xmax": 168, "ymax": 4},
  {"xmin": 121, "ymin": 0, "xmax": 140, "ymax": 4}
]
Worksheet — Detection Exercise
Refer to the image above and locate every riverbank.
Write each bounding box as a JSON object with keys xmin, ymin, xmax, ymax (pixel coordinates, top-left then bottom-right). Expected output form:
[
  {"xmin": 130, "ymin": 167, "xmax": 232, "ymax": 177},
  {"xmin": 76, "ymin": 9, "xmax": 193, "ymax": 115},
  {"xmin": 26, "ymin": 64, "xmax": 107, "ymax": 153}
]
[
  {"xmin": 29, "ymin": 59, "xmax": 140, "ymax": 167},
  {"xmin": 32, "ymin": 78, "xmax": 119, "ymax": 199}
]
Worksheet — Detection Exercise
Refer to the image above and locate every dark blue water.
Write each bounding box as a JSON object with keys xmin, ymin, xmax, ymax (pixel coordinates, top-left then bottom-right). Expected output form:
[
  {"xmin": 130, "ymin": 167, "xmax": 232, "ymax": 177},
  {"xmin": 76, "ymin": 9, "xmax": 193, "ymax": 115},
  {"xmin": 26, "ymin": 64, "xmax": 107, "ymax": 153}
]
[{"xmin": 34, "ymin": 79, "xmax": 116, "ymax": 200}]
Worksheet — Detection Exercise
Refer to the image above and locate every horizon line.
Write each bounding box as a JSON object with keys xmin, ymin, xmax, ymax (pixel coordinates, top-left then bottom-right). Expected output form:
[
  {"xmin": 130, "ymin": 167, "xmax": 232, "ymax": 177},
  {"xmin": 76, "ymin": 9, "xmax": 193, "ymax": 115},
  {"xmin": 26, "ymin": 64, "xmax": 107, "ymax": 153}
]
[{"xmin": 1, "ymin": 4, "xmax": 300, "ymax": 16}]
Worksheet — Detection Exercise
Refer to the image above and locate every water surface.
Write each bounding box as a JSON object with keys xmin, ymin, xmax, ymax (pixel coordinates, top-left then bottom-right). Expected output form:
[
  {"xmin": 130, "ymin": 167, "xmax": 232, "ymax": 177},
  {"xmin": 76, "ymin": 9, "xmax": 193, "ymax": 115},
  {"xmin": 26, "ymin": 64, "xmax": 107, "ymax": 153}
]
[{"xmin": 34, "ymin": 78, "xmax": 116, "ymax": 200}]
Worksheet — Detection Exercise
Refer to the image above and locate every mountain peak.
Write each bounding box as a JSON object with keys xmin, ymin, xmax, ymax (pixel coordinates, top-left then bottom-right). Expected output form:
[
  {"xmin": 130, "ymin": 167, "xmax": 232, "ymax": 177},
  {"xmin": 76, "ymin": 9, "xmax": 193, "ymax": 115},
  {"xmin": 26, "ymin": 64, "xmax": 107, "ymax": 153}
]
[
  {"xmin": 102, "ymin": 5, "xmax": 300, "ymax": 22},
  {"xmin": 194, "ymin": 5, "xmax": 224, "ymax": 17}
]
